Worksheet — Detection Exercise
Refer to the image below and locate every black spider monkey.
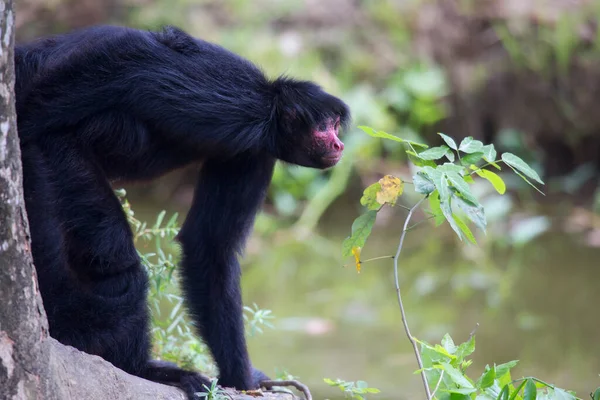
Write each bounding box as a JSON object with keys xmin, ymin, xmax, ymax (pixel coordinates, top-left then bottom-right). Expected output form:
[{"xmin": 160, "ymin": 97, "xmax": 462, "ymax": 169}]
[{"xmin": 15, "ymin": 25, "xmax": 349, "ymax": 398}]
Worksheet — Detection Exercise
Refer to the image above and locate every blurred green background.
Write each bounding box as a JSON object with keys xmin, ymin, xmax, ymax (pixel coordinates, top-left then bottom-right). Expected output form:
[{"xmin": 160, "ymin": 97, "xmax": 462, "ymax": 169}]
[{"xmin": 16, "ymin": 0, "xmax": 600, "ymax": 398}]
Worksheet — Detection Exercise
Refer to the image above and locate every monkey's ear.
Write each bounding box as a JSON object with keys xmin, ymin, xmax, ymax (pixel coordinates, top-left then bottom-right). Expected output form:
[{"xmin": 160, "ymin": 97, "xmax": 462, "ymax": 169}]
[{"xmin": 155, "ymin": 26, "xmax": 200, "ymax": 55}]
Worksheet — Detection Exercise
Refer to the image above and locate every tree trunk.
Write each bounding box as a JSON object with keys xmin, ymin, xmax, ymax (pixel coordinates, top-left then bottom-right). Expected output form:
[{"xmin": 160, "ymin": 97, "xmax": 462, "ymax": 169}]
[{"xmin": 0, "ymin": 0, "xmax": 55, "ymax": 397}]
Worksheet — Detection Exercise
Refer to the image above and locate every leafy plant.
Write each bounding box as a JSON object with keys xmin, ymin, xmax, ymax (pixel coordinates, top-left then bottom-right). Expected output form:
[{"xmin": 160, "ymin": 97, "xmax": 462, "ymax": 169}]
[
  {"xmin": 339, "ymin": 129, "xmax": 593, "ymax": 400},
  {"xmin": 420, "ymin": 334, "xmax": 579, "ymax": 400},
  {"xmin": 343, "ymin": 129, "xmax": 544, "ymax": 258},
  {"xmin": 244, "ymin": 303, "xmax": 275, "ymax": 337},
  {"xmin": 195, "ymin": 379, "xmax": 230, "ymax": 400},
  {"xmin": 324, "ymin": 378, "xmax": 380, "ymax": 400}
]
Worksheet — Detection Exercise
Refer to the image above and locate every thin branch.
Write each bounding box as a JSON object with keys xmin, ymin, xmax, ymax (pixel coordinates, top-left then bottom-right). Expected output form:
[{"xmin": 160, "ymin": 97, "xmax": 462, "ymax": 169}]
[
  {"xmin": 407, "ymin": 215, "xmax": 437, "ymax": 231},
  {"xmin": 468, "ymin": 323, "xmax": 479, "ymax": 341},
  {"xmin": 361, "ymin": 255, "xmax": 395, "ymax": 263},
  {"xmin": 261, "ymin": 380, "xmax": 312, "ymax": 400},
  {"xmin": 343, "ymin": 255, "xmax": 394, "ymax": 269},
  {"xmin": 469, "ymin": 160, "xmax": 505, "ymax": 175},
  {"xmin": 430, "ymin": 370, "xmax": 445, "ymax": 399},
  {"xmin": 394, "ymin": 196, "xmax": 432, "ymax": 400}
]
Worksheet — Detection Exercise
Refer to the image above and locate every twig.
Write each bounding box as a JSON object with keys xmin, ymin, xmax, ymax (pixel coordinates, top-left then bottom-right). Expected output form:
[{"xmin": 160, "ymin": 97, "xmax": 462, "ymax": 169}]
[
  {"xmin": 469, "ymin": 323, "xmax": 479, "ymax": 341},
  {"xmin": 261, "ymin": 380, "xmax": 312, "ymax": 400},
  {"xmin": 407, "ymin": 215, "xmax": 437, "ymax": 231},
  {"xmin": 394, "ymin": 196, "xmax": 432, "ymax": 400},
  {"xmin": 360, "ymin": 255, "xmax": 395, "ymax": 263},
  {"xmin": 430, "ymin": 370, "xmax": 445, "ymax": 399},
  {"xmin": 468, "ymin": 160, "xmax": 505, "ymax": 175}
]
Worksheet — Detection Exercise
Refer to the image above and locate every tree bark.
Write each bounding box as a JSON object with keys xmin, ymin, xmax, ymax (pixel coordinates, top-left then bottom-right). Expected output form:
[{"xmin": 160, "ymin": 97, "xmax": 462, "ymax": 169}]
[
  {"xmin": 0, "ymin": 1, "xmax": 55, "ymax": 397},
  {"xmin": 0, "ymin": 2, "xmax": 297, "ymax": 398}
]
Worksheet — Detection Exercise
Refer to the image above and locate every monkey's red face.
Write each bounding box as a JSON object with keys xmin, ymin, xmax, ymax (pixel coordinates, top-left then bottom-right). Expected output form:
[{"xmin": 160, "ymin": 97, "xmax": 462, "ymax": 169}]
[
  {"xmin": 275, "ymin": 113, "xmax": 347, "ymax": 169},
  {"xmin": 311, "ymin": 116, "xmax": 345, "ymax": 168}
]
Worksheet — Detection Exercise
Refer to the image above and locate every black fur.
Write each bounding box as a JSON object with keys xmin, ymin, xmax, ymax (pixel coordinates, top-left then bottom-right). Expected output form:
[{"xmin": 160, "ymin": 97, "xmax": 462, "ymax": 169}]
[{"xmin": 15, "ymin": 25, "xmax": 350, "ymax": 398}]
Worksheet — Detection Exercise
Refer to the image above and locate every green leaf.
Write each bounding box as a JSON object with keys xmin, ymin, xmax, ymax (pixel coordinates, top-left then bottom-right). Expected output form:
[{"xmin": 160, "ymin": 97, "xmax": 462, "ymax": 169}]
[
  {"xmin": 497, "ymin": 385, "xmax": 509, "ymax": 400},
  {"xmin": 440, "ymin": 199, "xmax": 462, "ymax": 240},
  {"xmin": 437, "ymin": 163, "xmax": 465, "ymax": 174},
  {"xmin": 523, "ymin": 379, "xmax": 537, "ymax": 400},
  {"xmin": 167, "ymin": 212, "xmax": 179, "ymax": 228},
  {"xmin": 474, "ymin": 169, "xmax": 506, "ymax": 194},
  {"xmin": 459, "ymin": 137, "xmax": 484, "ymax": 153},
  {"xmin": 508, "ymin": 166, "xmax": 546, "ymax": 195},
  {"xmin": 414, "ymin": 172, "xmax": 436, "ymax": 195},
  {"xmin": 461, "ymin": 152, "xmax": 484, "ymax": 165},
  {"xmin": 509, "ymin": 380, "xmax": 529, "ymax": 400},
  {"xmin": 423, "ymin": 167, "xmax": 450, "ymax": 200},
  {"xmin": 342, "ymin": 211, "xmax": 377, "ymax": 257},
  {"xmin": 453, "ymin": 213, "xmax": 477, "ymax": 244},
  {"xmin": 454, "ymin": 195, "xmax": 487, "ymax": 233},
  {"xmin": 417, "ymin": 145, "xmax": 449, "ymax": 160},
  {"xmin": 441, "ymin": 334, "xmax": 457, "ymax": 354},
  {"xmin": 445, "ymin": 149, "xmax": 456, "ymax": 162},
  {"xmin": 455, "ymin": 335, "xmax": 475, "ymax": 361},
  {"xmin": 477, "ymin": 366, "xmax": 496, "ymax": 389},
  {"xmin": 431, "ymin": 344, "xmax": 456, "ymax": 359},
  {"xmin": 501, "ymin": 153, "xmax": 544, "ymax": 184},
  {"xmin": 438, "ymin": 133, "xmax": 457, "ymax": 150},
  {"xmin": 459, "ymin": 136, "xmax": 474, "ymax": 151},
  {"xmin": 356, "ymin": 381, "xmax": 368, "ymax": 389},
  {"xmin": 359, "ymin": 126, "xmax": 428, "ymax": 148},
  {"xmin": 428, "ymin": 191, "xmax": 445, "ymax": 226},
  {"xmin": 407, "ymin": 151, "xmax": 437, "ymax": 167},
  {"xmin": 495, "ymin": 360, "xmax": 519, "ymax": 379},
  {"xmin": 481, "ymin": 144, "xmax": 497, "ymax": 162},
  {"xmin": 154, "ymin": 210, "xmax": 166, "ymax": 229},
  {"xmin": 439, "ymin": 362, "xmax": 475, "ymax": 392},
  {"xmin": 360, "ymin": 183, "xmax": 382, "ymax": 210},
  {"xmin": 592, "ymin": 388, "xmax": 600, "ymax": 400},
  {"xmin": 446, "ymin": 171, "xmax": 478, "ymax": 204}
]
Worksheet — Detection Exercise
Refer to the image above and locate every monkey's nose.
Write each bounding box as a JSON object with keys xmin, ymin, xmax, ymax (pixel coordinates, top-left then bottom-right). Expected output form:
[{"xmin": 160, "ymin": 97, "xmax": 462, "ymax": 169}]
[{"xmin": 333, "ymin": 139, "xmax": 344, "ymax": 152}]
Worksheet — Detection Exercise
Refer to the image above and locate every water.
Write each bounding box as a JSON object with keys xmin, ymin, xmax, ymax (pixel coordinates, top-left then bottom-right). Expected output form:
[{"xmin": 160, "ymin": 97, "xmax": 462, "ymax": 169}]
[{"xmin": 243, "ymin": 226, "xmax": 600, "ymax": 399}]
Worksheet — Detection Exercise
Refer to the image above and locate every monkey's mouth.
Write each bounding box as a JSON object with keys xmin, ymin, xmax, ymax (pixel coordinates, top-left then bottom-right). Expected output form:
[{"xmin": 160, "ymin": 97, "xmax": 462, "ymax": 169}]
[{"xmin": 321, "ymin": 153, "xmax": 342, "ymax": 167}]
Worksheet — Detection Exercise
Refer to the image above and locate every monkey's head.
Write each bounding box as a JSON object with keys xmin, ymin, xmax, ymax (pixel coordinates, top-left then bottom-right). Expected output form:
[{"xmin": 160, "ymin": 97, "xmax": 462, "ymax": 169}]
[{"xmin": 271, "ymin": 78, "xmax": 350, "ymax": 169}]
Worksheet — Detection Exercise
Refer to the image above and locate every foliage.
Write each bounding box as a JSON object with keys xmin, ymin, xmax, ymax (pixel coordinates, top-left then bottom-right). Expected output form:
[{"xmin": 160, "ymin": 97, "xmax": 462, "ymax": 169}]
[
  {"xmin": 323, "ymin": 378, "xmax": 380, "ymax": 400},
  {"xmin": 420, "ymin": 334, "xmax": 578, "ymax": 400},
  {"xmin": 343, "ymin": 129, "xmax": 545, "ymax": 263},
  {"xmin": 194, "ymin": 379, "xmax": 230, "ymax": 400},
  {"xmin": 243, "ymin": 303, "xmax": 274, "ymax": 337},
  {"xmin": 338, "ymin": 129, "xmax": 596, "ymax": 399}
]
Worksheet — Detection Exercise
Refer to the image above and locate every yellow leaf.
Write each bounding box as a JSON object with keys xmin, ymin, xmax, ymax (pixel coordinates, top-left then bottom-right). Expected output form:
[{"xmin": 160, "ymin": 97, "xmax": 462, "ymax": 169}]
[
  {"xmin": 352, "ymin": 247, "xmax": 362, "ymax": 273},
  {"xmin": 376, "ymin": 175, "xmax": 404, "ymax": 206}
]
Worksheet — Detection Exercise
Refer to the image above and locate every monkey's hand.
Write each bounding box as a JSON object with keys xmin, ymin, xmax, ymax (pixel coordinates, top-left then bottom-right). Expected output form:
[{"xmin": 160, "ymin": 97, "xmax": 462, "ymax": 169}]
[{"xmin": 251, "ymin": 367, "xmax": 270, "ymax": 387}]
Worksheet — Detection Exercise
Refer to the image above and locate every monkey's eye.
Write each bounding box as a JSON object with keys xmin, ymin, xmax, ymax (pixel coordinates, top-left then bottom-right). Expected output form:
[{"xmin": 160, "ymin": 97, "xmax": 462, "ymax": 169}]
[{"xmin": 318, "ymin": 122, "xmax": 327, "ymax": 131}]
